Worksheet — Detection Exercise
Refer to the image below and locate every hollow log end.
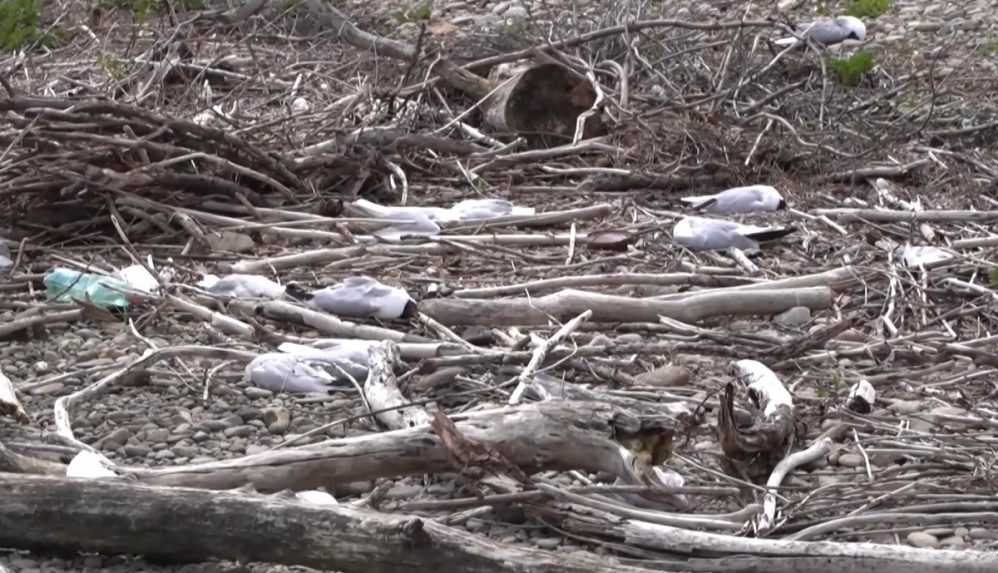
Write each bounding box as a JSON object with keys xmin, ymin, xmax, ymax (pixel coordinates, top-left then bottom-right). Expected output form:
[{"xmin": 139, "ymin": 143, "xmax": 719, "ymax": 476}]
[{"xmin": 487, "ymin": 63, "xmax": 605, "ymax": 147}]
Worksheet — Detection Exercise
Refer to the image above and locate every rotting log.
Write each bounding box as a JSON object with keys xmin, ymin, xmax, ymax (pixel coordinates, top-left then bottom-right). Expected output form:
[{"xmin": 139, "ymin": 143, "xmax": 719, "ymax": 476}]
[
  {"xmin": 0, "ymin": 473, "xmax": 652, "ymax": 573},
  {"xmin": 420, "ymin": 287, "xmax": 833, "ymax": 326},
  {"xmin": 129, "ymin": 401, "xmax": 673, "ymax": 492}
]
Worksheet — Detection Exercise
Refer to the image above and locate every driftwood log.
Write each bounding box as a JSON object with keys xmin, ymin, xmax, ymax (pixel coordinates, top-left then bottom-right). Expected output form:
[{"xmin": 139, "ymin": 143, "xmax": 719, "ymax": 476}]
[
  {"xmin": 0, "ymin": 473, "xmax": 651, "ymax": 573},
  {"xmin": 127, "ymin": 400, "xmax": 673, "ymax": 492},
  {"xmin": 420, "ymin": 287, "xmax": 833, "ymax": 326}
]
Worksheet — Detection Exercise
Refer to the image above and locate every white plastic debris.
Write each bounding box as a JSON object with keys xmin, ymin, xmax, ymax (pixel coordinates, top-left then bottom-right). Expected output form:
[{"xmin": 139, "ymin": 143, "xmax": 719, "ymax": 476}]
[
  {"xmin": 244, "ymin": 353, "xmax": 338, "ymax": 394},
  {"xmin": 305, "ymin": 276, "xmax": 415, "ymax": 319},
  {"xmin": 114, "ymin": 257, "xmax": 160, "ymax": 295},
  {"xmin": 847, "ymin": 380, "xmax": 876, "ymax": 414},
  {"xmin": 295, "ymin": 489, "xmax": 339, "ymax": 506},
  {"xmin": 199, "ymin": 273, "xmax": 286, "ymax": 299},
  {"xmin": 895, "ymin": 244, "xmax": 955, "ymax": 268},
  {"xmin": 733, "ymin": 360, "xmax": 794, "ymax": 417},
  {"xmin": 66, "ymin": 450, "xmax": 118, "ymax": 479}
]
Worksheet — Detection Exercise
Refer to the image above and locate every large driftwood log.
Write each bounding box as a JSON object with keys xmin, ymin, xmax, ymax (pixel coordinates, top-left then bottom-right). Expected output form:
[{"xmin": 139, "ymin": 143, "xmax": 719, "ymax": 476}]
[
  {"xmin": 130, "ymin": 401, "xmax": 672, "ymax": 492},
  {"xmin": 421, "ymin": 287, "xmax": 833, "ymax": 326},
  {"xmin": 0, "ymin": 473, "xmax": 651, "ymax": 573}
]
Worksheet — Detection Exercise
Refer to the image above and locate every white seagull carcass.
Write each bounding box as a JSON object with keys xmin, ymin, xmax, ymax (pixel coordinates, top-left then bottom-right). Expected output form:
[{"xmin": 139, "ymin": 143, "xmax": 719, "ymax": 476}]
[
  {"xmin": 680, "ymin": 185, "xmax": 786, "ymax": 214},
  {"xmin": 774, "ymin": 16, "xmax": 867, "ymax": 48},
  {"xmin": 244, "ymin": 353, "xmax": 338, "ymax": 394},
  {"xmin": 303, "ymin": 276, "xmax": 416, "ymax": 319},
  {"xmin": 350, "ymin": 198, "xmax": 534, "ymax": 240},
  {"xmin": 672, "ymin": 216, "xmax": 796, "ymax": 252}
]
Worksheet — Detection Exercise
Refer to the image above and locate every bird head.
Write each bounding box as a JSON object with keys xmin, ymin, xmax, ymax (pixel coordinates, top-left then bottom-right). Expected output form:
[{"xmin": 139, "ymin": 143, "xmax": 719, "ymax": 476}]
[{"xmin": 838, "ymin": 16, "xmax": 866, "ymax": 41}]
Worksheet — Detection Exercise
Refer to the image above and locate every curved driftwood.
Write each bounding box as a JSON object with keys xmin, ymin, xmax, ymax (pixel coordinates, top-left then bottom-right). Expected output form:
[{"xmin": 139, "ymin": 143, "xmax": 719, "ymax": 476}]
[
  {"xmin": 420, "ymin": 287, "xmax": 833, "ymax": 326},
  {"xmin": 130, "ymin": 400, "xmax": 673, "ymax": 492},
  {"xmin": 0, "ymin": 473, "xmax": 651, "ymax": 573}
]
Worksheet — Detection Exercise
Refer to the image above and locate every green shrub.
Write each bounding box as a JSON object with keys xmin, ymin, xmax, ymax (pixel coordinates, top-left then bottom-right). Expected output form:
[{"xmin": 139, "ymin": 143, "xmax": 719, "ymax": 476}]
[
  {"xmin": 846, "ymin": 0, "xmax": 892, "ymax": 19},
  {"xmin": 0, "ymin": 0, "xmax": 51, "ymax": 50},
  {"xmin": 829, "ymin": 49, "xmax": 876, "ymax": 87}
]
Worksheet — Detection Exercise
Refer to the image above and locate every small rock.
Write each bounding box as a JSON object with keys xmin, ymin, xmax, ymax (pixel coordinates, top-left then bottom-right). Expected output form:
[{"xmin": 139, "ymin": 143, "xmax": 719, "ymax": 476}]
[
  {"xmin": 387, "ymin": 483, "xmax": 424, "ymax": 499},
  {"xmin": 912, "ymin": 21, "xmax": 943, "ymax": 32},
  {"xmin": 634, "ymin": 365, "xmax": 690, "ymax": 387},
  {"xmin": 534, "ymin": 537, "xmax": 561, "ymax": 550},
  {"xmin": 907, "ymin": 531, "xmax": 939, "ymax": 548},
  {"xmin": 237, "ymin": 407, "xmax": 263, "ymax": 421},
  {"xmin": 123, "ymin": 445, "xmax": 151, "ymax": 458},
  {"xmin": 173, "ymin": 446, "xmax": 199, "ymax": 458},
  {"xmin": 153, "ymin": 449, "xmax": 176, "ymax": 460},
  {"xmin": 262, "ymin": 407, "xmax": 291, "ymax": 433},
  {"xmin": 95, "ymin": 427, "xmax": 133, "ymax": 450},
  {"xmin": 28, "ymin": 382, "xmax": 64, "ymax": 396},
  {"xmin": 145, "ymin": 428, "xmax": 170, "ymax": 442},
  {"xmin": 206, "ymin": 231, "xmax": 255, "ymax": 253},
  {"xmin": 969, "ymin": 528, "xmax": 997, "ymax": 540},
  {"xmin": 32, "ymin": 361, "xmax": 49, "ymax": 374},
  {"xmin": 192, "ymin": 431, "xmax": 210, "ymax": 443},
  {"xmin": 245, "ymin": 387, "xmax": 274, "ymax": 399},
  {"xmin": 837, "ymin": 453, "xmax": 865, "ymax": 468},
  {"xmin": 774, "ymin": 306, "xmax": 811, "ymax": 327},
  {"xmin": 203, "ymin": 415, "xmax": 243, "ymax": 431},
  {"xmin": 888, "ymin": 399, "xmax": 924, "ymax": 415},
  {"xmin": 939, "ymin": 535, "xmax": 966, "ymax": 548},
  {"xmin": 465, "ymin": 518, "xmax": 488, "ymax": 532},
  {"xmin": 223, "ymin": 425, "xmax": 256, "ymax": 438},
  {"xmin": 491, "ymin": 1, "xmax": 510, "ymax": 14}
]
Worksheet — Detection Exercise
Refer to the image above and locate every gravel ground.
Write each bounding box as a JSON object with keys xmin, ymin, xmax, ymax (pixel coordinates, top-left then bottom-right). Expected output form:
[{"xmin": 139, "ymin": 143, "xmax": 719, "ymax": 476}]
[{"xmin": 2, "ymin": 0, "xmax": 998, "ymax": 571}]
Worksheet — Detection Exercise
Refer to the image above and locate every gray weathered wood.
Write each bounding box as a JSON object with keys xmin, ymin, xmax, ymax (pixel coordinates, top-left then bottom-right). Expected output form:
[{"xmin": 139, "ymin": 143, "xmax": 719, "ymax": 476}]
[{"xmin": 0, "ymin": 473, "xmax": 650, "ymax": 572}]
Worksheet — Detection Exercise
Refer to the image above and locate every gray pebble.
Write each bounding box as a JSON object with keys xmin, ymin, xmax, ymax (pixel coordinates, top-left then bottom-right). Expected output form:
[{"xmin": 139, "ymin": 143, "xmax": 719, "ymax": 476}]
[
  {"xmin": 244, "ymin": 387, "xmax": 273, "ymax": 399},
  {"xmin": 123, "ymin": 445, "xmax": 151, "ymax": 457},
  {"xmin": 534, "ymin": 537, "xmax": 561, "ymax": 550},
  {"xmin": 837, "ymin": 453, "xmax": 865, "ymax": 468},
  {"xmin": 907, "ymin": 531, "xmax": 939, "ymax": 548},
  {"xmin": 223, "ymin": 425, "xmax": 256, "ymax": 438},
  {"xmin": 774, "ymin": 306, "xmax": 811, "ymax": 327}
]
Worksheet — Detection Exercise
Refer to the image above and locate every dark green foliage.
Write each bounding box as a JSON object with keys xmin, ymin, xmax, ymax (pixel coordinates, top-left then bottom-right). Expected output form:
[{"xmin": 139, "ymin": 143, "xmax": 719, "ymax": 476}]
[
  {"xmin": 829, "ymin": 49, "xmax": 876, "ymax": 87},
  {"xmin": 846, "ymin": 0, "xmax": 892, "ymax": 19},
  {"xmin": 0, "ymin": 0, "xmax": 51, "ymax": 50}
]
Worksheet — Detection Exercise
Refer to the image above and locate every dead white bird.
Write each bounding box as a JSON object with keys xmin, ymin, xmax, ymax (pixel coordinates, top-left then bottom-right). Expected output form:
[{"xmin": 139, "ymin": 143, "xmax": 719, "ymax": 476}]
[
  {"xmin": 243, "ymin": 353, "xmax": 339, "ymax": 394},
  {"xmin": 774, "ymin": 16, "xmax": 867, "ymax": 48},
  {"xmin": 680, "ymin": 185, "xmax": 786, "ymax": 214},
  {"xmin": 277, "ymin": 341, "xmax": 372, "ymax": 381},
  {"xmin": 672, "ymin": 216, "xmax": 796, "ymax": 252},
  {"xmin": 198, "ymin": 273, "xmax": 286, "ymax": 299},
  {"xmin": 351, "ymin": 198, "xmax": 534, "ymax": 240},
  {"xmin": 303, "ymin": 276, "xmax": 416, "ymax": 319},
  {"xmin": 894, "ymin": 244, "xmax": 954, "ymax": 268}
]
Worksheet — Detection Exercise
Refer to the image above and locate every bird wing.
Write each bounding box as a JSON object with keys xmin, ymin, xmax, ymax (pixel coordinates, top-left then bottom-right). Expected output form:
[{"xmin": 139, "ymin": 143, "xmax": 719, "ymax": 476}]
[{"xmin": 805, "ymin": 21, "xmax": 850, "ymax": 45}]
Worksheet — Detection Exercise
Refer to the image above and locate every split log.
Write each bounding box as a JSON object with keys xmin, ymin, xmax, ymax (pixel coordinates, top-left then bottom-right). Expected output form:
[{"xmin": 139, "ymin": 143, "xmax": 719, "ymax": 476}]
[
  {"xmin": 0, "ymin": 473, "xmax": 651, "ymax": 573},
  {"xmin": 420, "ymin": 287, "xmax": 833, "ymax": 326},
  {"xmin": 129, "ymin": 400, "xmax": 675, "ymax": 492}
]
